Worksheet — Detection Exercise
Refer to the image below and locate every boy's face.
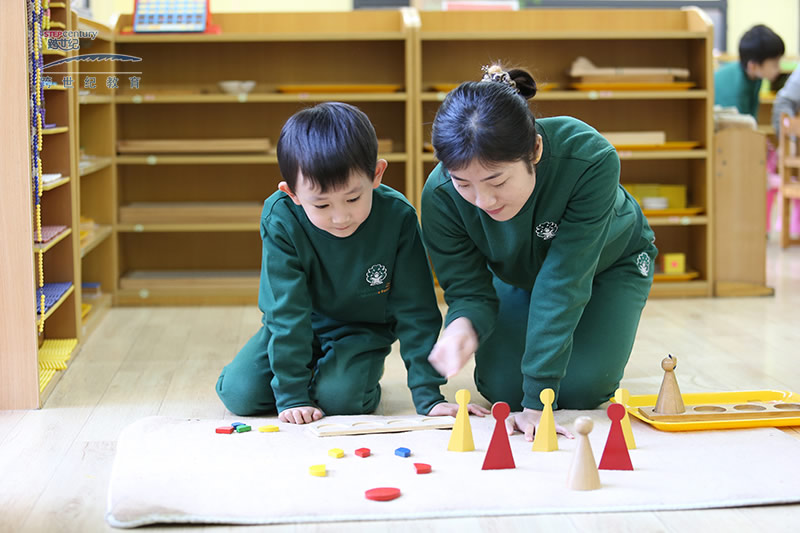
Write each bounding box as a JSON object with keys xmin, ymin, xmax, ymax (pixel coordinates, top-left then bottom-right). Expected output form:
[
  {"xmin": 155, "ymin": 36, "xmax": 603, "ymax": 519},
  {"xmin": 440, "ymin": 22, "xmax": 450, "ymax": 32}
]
[
  {"xmin": 279, "ymin": 160, "xmax": 387, "ymax": 238},
  {"xmin": 748, "ymin": 58, "xmax": 782, "ymax": 82}
]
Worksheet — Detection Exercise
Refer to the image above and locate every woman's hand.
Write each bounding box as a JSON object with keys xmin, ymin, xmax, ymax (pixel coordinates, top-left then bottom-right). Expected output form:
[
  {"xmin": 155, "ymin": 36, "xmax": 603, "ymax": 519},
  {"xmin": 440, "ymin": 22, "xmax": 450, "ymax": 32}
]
[
  {"xmin": 505, "ymin": 408, "xmax": 574, "ymax": 441},
  {"xmin": 427, "ymin": 317, "xmax": 479, "ymax": 377},
  {"xmin": 428, "ymin": 401, "xmax": 490, "ymax": 417}
]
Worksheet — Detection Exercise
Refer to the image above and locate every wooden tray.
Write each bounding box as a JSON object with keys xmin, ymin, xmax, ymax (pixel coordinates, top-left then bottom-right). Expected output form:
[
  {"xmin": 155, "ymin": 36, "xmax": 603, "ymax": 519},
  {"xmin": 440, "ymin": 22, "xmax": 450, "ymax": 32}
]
[
  {"xmin": 614, "ymin": 390, "xmax": 800, "ymax": 431},
  {"xmin": 307, "ymin": 416, "xmax": 455, "ymax": 437},
  {"xmin": 642, "ymin": 206, "xmax": 704, "ymax": 217},
  {"xmin": 570, "ymin": 82, "xmax": 696, "ymax": 91},
  {"xmin": 276, "ymin": 84, "xmax": 402, "ymax": 93},
  {"xmin": 118, "ymin": 202, "xmax": 263, "ymax": 224},
  {"xmin": 118, "ymin": 138, "xmax": 271, "ymax": 154},
  {"xmin": 653, "ymin": 270, "xmax": 700, "ymax": 282},
  {"xmin": 615, "ymin": 141, "xmax": 700, "ymax": 151}
]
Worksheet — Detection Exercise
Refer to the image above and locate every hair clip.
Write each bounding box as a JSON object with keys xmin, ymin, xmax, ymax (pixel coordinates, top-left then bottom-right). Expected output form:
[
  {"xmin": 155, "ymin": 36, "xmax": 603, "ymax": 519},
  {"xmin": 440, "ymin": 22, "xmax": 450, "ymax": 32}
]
[{"xmin": 481, "ymin": 65, "xmax": 518, "ymax": 91}]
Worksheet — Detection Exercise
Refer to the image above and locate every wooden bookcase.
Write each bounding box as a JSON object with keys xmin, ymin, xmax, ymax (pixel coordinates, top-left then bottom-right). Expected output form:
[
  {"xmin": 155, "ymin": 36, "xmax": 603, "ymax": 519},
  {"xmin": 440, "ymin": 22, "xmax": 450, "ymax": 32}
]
[
  {"xmin": 414, "ymin": 8, "xmax": 715, "ymax": 298},
  {"xmin": 110, "ymin": 10, "xmax": 419, "ymax": 306}
]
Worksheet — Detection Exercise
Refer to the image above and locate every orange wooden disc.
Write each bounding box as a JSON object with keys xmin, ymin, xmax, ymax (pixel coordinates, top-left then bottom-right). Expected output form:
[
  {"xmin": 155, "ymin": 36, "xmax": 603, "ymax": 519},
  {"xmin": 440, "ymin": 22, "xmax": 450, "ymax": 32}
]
[{"xmin": 365, "ymin": 487, "xmax": 401, "ymax": 501}]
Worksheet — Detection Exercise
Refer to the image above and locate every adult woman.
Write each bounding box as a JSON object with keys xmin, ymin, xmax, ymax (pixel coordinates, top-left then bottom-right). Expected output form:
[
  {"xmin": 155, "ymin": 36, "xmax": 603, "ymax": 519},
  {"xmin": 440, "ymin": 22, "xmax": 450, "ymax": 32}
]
[{"xmin": 421, "ymin": 65, "xmax": 657, "ymax": 438}]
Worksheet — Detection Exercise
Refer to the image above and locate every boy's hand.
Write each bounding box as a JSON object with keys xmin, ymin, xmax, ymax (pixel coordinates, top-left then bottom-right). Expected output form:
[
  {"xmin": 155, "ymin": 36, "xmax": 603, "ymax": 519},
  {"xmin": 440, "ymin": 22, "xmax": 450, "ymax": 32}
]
[
  {"xmin": 428, "ymin": 402, "xmax": 490, "ymax": 417},
  {"xmin": 279, "ymin": 406, "xmax": 324, "ymax": 424},
  {"xmin": 427, "ymin": 317, "xmax": 478, "ymax": 377},
  {"xmin": 505, "ymin": 407, "xmax": 574, "ymax": 441}
]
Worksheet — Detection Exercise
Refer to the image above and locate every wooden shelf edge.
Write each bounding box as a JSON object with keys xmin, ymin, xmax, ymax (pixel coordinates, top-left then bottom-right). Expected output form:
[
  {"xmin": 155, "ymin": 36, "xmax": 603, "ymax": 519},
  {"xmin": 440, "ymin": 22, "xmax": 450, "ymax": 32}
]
[
  {"xmin": 42, "ymin": 126, "xmax": 69, "ymax": 135},
  {"xmin": 79, "ymin": 95, "xmax": 113, "ymax": 104},
  {"xmin": 79, "ymin": 157, "xmax": 112, "ymax": 177},
  {"xmin": 115, "ymin": 153, "xmax": 407, "ymax": 164},
  {"xmin": 115, "ymin": 32, "xmax": 405, "ymax": 43},
  {"xmin": 42, "ymin": 176, "xmax": 71, "ymax": 191},
  {"xmin": 33, "ymin": 227, "xmax": 72, "ymax": 253},
  {"xmin": 116, "ymin": 223, "xmax": 260, "ymax": 232},
  {"xmin": 714, "ymin": 282, "xmax": 775, "ymax": 298},
  {"xmin": 420, "ymin": 31, "xmax": 708, "ymax": 41},
  {"xmin": 115, "ymin": 92, "xmax": 408, "ymax": 103},
  {"xmin": 649, "ymin": 280, "xmax": 709, "ymax": 298},
  {"xmin": 617, "ymin": 150, "xmax": 708, "ymax": 160},
  {"xmin": 646, "ymin": 216, "xmax": 708, "ymax": 227},
  {"xmin": 422, "ymin": 90, "xmax": 709, "ymax": 102},
  {"xmin": 116, "ymin": 287, "xmax": 258, "ymax": 306},
  {"xmin": 80, "ymin": 225, "xmax": 113, "ymax": 258}
]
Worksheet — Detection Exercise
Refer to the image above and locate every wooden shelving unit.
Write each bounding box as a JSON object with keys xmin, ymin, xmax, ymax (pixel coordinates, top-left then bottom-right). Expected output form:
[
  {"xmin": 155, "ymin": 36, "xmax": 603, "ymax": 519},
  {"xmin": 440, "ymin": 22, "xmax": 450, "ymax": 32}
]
[
  {"xmin": 111, "ymin": 10, "xmax": 419, "ymax": 305},
  {"xmin": 76, "ymin": 16, "xmax": 117, "ymax": 335},
  {"xmin": 415, "ymin": 8, "xmax": 714, "ymax": 298}
]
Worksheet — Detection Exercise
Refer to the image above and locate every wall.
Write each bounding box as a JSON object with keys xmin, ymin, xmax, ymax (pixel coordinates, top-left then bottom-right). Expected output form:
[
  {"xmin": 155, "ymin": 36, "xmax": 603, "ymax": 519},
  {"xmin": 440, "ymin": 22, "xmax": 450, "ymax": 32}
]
[{"xmin": 728, "ymin": 0, "xmax": 799, "ymax": 56}]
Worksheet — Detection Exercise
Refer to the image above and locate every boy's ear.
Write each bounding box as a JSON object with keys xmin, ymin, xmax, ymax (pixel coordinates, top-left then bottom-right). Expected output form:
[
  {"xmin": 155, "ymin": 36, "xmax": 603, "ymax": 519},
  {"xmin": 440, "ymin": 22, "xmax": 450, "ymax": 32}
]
[
  {"xmin": 278, "ymin": 181, "xmax": 301, "ymax": 205},
  {"xmin": 373, "ymin": 159, "xmax": 388, "ymax": 189},
  {"xmin": 533, "ymin": 134, "xmax": 544, "ymax": 164}
]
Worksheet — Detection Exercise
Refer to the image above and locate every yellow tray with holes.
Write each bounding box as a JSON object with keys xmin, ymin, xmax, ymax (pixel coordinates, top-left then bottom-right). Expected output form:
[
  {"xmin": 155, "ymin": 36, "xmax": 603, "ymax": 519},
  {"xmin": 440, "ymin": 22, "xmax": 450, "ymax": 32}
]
[{"xmin": 612, "ymin": 390, "xmax": 800, "ymax": 431}]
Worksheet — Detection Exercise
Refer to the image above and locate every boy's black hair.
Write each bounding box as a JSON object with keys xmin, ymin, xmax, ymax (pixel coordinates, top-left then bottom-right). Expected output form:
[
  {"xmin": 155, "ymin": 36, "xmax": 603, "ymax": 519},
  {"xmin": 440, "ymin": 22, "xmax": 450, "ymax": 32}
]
[
  {"xmin": 739, "ymin": 25, "xmax": 785, "ymax": 68},
  {"xmin": 432, "ymin": 66, "xmax": 539, "ymax": 172},
  {"xmin": 277, "ymin": 102, "xmax": 378, "ymax": 193}
]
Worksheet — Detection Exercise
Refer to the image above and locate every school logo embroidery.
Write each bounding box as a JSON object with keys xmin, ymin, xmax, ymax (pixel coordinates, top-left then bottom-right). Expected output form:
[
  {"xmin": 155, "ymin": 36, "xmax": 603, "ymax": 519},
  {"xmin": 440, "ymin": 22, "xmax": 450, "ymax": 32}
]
[
  {"xmin": 635, "ymin": 252, "xmax": 651, "ymax": 277},
  {"xmin": 366, "ymin": 264, "xmax": 388, "ymax": 286},
  {"xmin": 535, "ymin": 221, "xmax": 558, "ymax": 240}
]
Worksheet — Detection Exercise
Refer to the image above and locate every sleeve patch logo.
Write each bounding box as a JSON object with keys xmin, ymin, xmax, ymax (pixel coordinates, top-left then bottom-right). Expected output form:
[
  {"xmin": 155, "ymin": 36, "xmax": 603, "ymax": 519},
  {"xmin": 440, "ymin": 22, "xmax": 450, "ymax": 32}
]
[
  {"xmin": 366, "ymin": 264, "xmax": 388, "ymax": 286},
  {"xmin": 636, "ymin": 252, "xmax": 651, "ymax": 277},
  {"xmin": 535, "ymin": 221, "xmax": 558, "ymax": 240}
]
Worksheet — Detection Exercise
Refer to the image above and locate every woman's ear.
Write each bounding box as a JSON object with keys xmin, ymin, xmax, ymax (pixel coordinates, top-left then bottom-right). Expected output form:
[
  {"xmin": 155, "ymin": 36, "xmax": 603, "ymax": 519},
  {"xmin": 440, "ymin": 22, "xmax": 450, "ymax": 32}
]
[
  {"xmin": 533, "ymin": 134, "xmax": 544, "ymax": 164},
  {"xmin": 278, "ymin": 181, "xmax": 301, "ymax": 205},
  {"xmin": 373, "ymin": 159, "xmax": 388, "ymax": 189}
]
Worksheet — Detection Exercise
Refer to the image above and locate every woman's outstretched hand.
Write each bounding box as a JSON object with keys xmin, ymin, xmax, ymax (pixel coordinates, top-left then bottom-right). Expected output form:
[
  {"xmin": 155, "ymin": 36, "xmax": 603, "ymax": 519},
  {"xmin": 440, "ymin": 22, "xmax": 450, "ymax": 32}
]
[
  {"xmin": 505, "ymin": 408, "xmax": 574, "ymax": 441},
  {"xmin": 427, "ymin": 317, "xmax": 479, "ymax": 377}
]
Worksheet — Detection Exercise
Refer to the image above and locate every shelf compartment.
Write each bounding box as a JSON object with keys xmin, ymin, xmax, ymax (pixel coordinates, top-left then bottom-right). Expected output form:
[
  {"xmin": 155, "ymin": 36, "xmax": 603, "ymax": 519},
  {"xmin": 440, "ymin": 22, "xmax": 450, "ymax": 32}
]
[
  {"xmin": 79, "ymin": 156, "xmax": 112, "ymax": 176},
  {"xmin": 42, "ymin": 176, "xmax": 70, "ymax": 191},
  {"xmin": 118, "ymin": 202, "xmax": 263, "ymax": 225},
  {"xmin": 118, "ymin": 138, "xmax": 272, "ymax": 154},
  {"xmin": 115, "ymin": 92, "xmax": 408, "ymax": 104},
  {"xmin": 80, "ymin": 225, "xmax": 112, "ymax": 258},
  {"xmin": 36, "ymin": 283, "xmax": 75, "ymax": 320},
  {"xmin": 33, "ymin": 226, "xmax": 71, "ymax": 253},
  {"xmin": 120, "ymin": 270, "xmax": 259, "ymax": 290}
]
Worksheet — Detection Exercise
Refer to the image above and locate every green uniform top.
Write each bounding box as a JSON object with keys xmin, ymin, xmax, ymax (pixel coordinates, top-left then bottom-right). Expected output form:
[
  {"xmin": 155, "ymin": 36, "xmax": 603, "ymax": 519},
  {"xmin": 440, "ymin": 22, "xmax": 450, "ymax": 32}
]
[
  {"xmin": 714, "ymin": 61, "xmax": 762, "ymax": 119},
  {"xmin": 260, "ymin": 185, "xmax": 445, "ymax": 414},
  {"xmin": 421, "ymin": 116, "xmax": 649, "ymax": 410}
]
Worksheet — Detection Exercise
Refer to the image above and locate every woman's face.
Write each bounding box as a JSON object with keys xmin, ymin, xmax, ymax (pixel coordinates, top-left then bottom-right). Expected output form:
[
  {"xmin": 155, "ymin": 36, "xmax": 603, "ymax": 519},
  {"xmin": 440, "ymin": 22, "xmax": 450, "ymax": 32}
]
[{"xmin": 447, "ymin": 137, "xmax": 542, "ymax": 221}]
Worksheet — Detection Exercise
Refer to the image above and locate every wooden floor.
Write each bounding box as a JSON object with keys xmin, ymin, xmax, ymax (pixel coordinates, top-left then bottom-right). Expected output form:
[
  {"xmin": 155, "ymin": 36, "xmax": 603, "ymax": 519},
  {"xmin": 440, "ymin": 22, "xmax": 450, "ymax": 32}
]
[{"xmin": 2, "ymin": 244, "xmax": 800, "ymax": 532}]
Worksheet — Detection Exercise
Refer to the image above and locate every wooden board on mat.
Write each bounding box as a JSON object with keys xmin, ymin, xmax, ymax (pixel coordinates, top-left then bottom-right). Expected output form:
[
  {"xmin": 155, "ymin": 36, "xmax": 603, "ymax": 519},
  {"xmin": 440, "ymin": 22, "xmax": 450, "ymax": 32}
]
[
  {"xmin": 307, "ymin": 416, "xmax": 455, "ymax": 437},
  {"xmin": 639, "ymin": 401, "xmax": 800, "ymax": 422},
  {"xmin": 117, "ymin": 138, "xmax": 272, "ymax": 153}
]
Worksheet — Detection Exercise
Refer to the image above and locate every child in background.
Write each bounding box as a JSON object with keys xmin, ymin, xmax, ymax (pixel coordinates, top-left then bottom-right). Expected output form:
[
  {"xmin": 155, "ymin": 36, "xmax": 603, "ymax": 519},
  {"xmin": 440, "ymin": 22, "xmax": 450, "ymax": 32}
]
[
  {"xmin": 216, "ymin": 102, "xmax": 488, "ymax": 424},
  {"xmin": 715, "ymin": 24, "xmax": 784, "ymax": 120}
]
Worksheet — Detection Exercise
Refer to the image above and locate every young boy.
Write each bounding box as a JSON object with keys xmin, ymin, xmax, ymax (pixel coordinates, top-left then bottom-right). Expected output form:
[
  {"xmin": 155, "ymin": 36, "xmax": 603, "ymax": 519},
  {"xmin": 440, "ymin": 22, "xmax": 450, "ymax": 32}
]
[
  {"xmin": 715, "ymin": 24, "xmax": 784, "ymax": 120},
  {"xmin": 216, "ymin": 103, "xmax": 484, "ymax": 424}
]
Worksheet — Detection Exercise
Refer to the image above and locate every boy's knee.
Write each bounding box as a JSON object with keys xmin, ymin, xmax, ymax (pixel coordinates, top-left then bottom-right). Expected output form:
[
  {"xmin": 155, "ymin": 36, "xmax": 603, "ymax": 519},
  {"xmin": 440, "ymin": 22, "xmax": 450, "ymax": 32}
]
[
  {"xmin": 216, "ymin": 367, "xmax": 276, "ymax": 416},
  {"xmin": 557, "ymin": 378, "xmax": 618, "ymax": 410},
  {"xmin": 313, "ymin": 380, "xmax": 380, "ymax": 416},
  {"xmin": 474, "ymin": 367, "xmax": 523, "ymax": 411}
]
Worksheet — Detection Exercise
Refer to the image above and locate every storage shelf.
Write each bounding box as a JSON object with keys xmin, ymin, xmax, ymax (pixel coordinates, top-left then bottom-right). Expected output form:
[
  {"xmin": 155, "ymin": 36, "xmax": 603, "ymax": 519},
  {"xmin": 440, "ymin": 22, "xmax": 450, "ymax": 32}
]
[
  {"xmin": 80, "ymin": 225, "xmax": 112, "ymax": 258},
  {"xmin": 645, "ymin": 215, "xmax": 708, "ymax": 227},
  {"xmin": 33, "ymin": 227, "xmax": 72, "ymax": 253},
  {"xmin": 43, "ymin": 84, "xmax": 67, "ymax": 91},
  {"xmin": 115, "ymin": 32, "xmax": 406, "ymax": 43},
  {"xmin": 117, "ymin": 271, "xmax": 259, "ymax": 306},
  {"xmin": 42, "ymin": 126, "xmax": 69, "ymax": 135},
  {"xmin": 80, "ymin": 294, "xmax": 112, "ymax": 339},
  {"xmin": 117, "ymin": 223, "xmax": 259, "ymax": 232},
  {"xmin": 39, "ymin": 285, "xmax": 75, "ymax": 322},
  {"xmin": 116, "ymin": 153, "xmax": 408, "ymax": 164},
  {"xmin": 43, "ymin": 49, "xmax": 67, "ymax": 56},
  {"xmin": 616, "ymin": 150, "xmax": 707, "ymax": 160},
  {"xmin": 119, "ymin": 202, "xmax": 262, "ymax": 225},
  {"xmin": 649, "ymin": 280, "xmax": 709, "ymax": 298},
  {"xmin": 79, "ymin": 94, "xmax": 113, "ymax": 104},
  {"xmin": 421, "ymin": 31, "xmax": 707, "ymax": 41},
  {"xmin": 42, "ymin": 176, "xmax": 70, "ymax": 191},
  {"xmin": 115, "ymin": 92, "xmax": 408, "ymax": 103},
  {"xmin": 421, "ymin": 90, "xmax": 709, "ymax": 102},
  {"xmin": 79, "ymin": 157, "xmax": 112, "ymax": 176}
]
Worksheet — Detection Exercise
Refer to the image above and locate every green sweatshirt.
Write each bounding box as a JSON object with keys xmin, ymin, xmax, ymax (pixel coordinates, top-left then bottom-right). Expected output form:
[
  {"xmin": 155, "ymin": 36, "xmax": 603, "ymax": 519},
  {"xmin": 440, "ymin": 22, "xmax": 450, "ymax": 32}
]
[
  {"xmin": 421, "ymin": 116, "xmax": 651, "ymax": 410},
  {"xmin": 259, "ymin": 184, "xmax": 445, "ymax": 415},
  {"xmin": 714, "ymin": 61, "xmax": 762, "ymax": 119}
]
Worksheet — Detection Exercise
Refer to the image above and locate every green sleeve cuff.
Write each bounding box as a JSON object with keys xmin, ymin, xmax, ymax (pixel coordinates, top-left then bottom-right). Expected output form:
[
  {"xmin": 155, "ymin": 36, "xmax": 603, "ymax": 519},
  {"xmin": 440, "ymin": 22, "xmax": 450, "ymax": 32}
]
[
  {"xmin": 411, "ymin": 386, "xmax": 446, "ymax": 415},
  {"xmin": 522, "ymin": 377, "xmax": 562, "ymax": 410}
]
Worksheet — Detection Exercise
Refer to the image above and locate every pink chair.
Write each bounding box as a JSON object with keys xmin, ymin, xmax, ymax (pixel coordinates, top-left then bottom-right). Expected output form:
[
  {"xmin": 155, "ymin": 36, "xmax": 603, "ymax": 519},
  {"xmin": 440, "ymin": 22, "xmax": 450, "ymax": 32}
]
[
  {"xmin": 767, "ymin": 138, "xmax": 800, "ymax": 236},
  {"xmin": 777, "ymin": 115, "xmax": 800, "ymax": 247}
]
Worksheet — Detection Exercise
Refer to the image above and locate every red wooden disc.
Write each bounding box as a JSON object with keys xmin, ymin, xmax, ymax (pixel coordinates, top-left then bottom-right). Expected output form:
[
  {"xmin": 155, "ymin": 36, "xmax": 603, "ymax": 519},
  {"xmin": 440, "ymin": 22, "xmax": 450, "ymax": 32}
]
[
  {"xmin": 365, "ymin": 487, "xmax": 401, "ymax": 501},
  {"xmin": 413, "ymin": 463, "xmax": 431, "ymax": 474}
]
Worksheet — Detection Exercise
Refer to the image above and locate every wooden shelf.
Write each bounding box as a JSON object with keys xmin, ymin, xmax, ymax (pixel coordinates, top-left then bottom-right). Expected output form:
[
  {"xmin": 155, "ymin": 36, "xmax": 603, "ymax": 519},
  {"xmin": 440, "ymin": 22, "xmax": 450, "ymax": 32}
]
[
  {"xmin": 117, "ymin": 270, "xmax": 259, "ymax": 306},
  {"xmin": 79, "ymin": 157, "xmax": 112, "ymax": 177},
  {"xmin": 117, "ymin": 223, "xmax": 259, "ymax": 233},
  {"xmin": 421, "ymin": 31, "xmax": 707, "ymax": 41},
  {"xmin": 616, "ymin": 150, "xmax": 708, "ymax": 160},
  {"xmin": 422, "ymin": 90, "xmax": 709, "ymax": 102},
  {"xmin": 44, "ymin": 84, "xmax": 67, "ymax": 91},
  {"xmin": 42, "ymin": 126, "xmax": 69, "ymax": 135},
  {"xmin": 79, "ymin": 94, "xmax": 113, "ymax": 104},
  {"xmin": 649, "ymin": 280, "xmax": 709, "ymax": 298},
  {"xmin": 42, "ymin": 176, "xmax": 70, "ymax": 191},
  {"xmin": 39, "ymin": 285, "xmax": 75, "ymax": 322},
  {"xmin": 119, "ymin": 202, "xmax": 262, "ymax": 225},
  {"xmin": 646, "ymin": 215, "xmax": 708, "ymax": 227},
  {"xmin": 33, "ymin": 227, "xmax": 72, "ymax": 253},
  {"xmin": 116, "ymin": 153, "xmax": 407, "ymax": 164},
  {"xmin": 116, "ymin": 32, "xmax": 405, "ymax": 43},
  {"xmin": 80, "ymin": 294, "xmax": 112, "ymax": 340},
  {"xmin": 43, "ymin": 49, "xmax": 67, "ymax": 56},
  {"xmin": 80, "ymin": 225, "xmax": 112, "ymax": 258},
  {"xmin": 115, "ymin": 92, "xmax": 408, "ymax": 104}
]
